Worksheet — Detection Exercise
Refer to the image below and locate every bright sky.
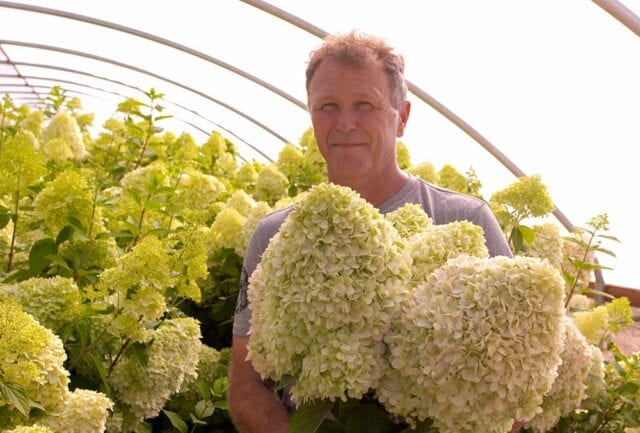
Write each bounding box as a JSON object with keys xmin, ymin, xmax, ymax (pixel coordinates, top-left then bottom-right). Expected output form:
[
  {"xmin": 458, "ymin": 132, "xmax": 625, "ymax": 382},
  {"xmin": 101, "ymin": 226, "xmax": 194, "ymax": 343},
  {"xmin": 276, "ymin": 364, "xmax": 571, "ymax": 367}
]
[{"xmin": 1, "ymin": 1, "xmax": 639, "ymax": 288}]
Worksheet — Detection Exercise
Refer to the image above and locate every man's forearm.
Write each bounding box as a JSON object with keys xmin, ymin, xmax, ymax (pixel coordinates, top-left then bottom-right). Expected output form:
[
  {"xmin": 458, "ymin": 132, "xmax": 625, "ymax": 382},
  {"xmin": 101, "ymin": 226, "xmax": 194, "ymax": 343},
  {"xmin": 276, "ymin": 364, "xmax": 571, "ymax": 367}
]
[{"xmin": 229, "ymin": 380, "xmax": 290, "ymax": 433}]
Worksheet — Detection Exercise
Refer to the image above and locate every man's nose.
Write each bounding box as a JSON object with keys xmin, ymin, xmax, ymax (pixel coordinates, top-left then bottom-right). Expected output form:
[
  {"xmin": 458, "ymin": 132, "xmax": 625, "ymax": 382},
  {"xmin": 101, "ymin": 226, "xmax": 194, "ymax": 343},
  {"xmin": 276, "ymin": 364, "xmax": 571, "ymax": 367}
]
[{"xmin": 334, "ymin": 109, "xmax": 358, "ymax": 133}]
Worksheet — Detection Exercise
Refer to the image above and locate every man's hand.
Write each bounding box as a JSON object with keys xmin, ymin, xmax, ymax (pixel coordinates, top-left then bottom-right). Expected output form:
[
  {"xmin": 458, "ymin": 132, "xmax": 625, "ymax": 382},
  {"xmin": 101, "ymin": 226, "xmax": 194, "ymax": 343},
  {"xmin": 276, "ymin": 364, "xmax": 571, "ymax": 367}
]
[
  {"xmin": 228, "ymin": 335, "xmax": 291, "ymax": 433},
  {"xmin": 509, "ymin": 420, "xmax": 524, "ymax": 433}
]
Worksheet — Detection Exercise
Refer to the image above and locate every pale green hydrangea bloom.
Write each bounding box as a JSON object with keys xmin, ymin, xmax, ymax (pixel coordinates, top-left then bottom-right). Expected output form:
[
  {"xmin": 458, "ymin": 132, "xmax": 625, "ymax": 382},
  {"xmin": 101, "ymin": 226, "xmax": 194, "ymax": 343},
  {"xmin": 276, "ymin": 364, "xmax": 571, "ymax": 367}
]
[
  {"xmin": 14, "ymin": 130, "xmax": 39, "ymax": 151},
  {"xmin": 207, "ymin": 207, "xmax": 246, "ymax": 254},
  {"xmin": 604, "ymin": 296, "xmax": 634, "ymax": 333},
  {"xmin": 18, "ymin": 110, "xmax": 45, "ymax": 137},
  {"xmin": 213, "ymin": 152, "xmax": 237, "ymax": 178},
  {"xmin": 407, "ymin": 162, "xmax": 439, "ymax": 184},
  {"xmin": 525, "ymin": 318, "xmax": 593, "ymax": 433},
  {"xmin": 40, "ymin": 111, "xmax": 87, "ymax": 160},
  {"xmin": 0, "ymin": 133, "xmax": 46, "ymax": 198},
  {"xmin": 272, "ymin": 195, "xmax": 298, "ymax": 211},
  {"xmin": 571, "ymin": 305, "xmax": 609, "ymax": 345},
  {"xmin": 248, "ymin": 183, "xmax": 411, "ymax": 403},
  {"xmin": 437, "ymin": 164, "xmax": 468, "ymax": 193},
  {"xmin": 584, "ymin": 344, "xmax": 605, "ymax": 399},
  {"xmin": 99, "ymin": 236, "xmax": 171, "ymax": 322},
  {"xmin": 519, "ymin": 222, "xmax": 564, "ymax": 269},
  {"xmin": 379, "ymin": 255, "xmax": 566, "ymax": 432},
  {"xmin": 236, "ymin": 201, "xmax": 272, "ymax": 257},
  {"xmin": 174, "ymin": 169, "xmax": 226, "ymax": 222},
  {"xmin": 200, "ymin": 131, "xmax": 227, "ymax": 163},
  {"xmin": 39, "ymin": 389, "xmax": 113, "ymax": 433},
  {"xmin": 407, "ymin": 220, "xmax": 489, "ymax": 284},
  {"xmin": 567, "ymin": 294, "xmax": 595, "ymax": 312},
  {"xmin": 489, "ymin": 175, "xmax": 555, "ymax": 224},
  {"xmin": 167, "ymin": 229, "xmax": 209, "ymax": 302},
  {"xmin": 120, "ymin": 161, "xmax": 169, "ymax": 195},
  {"xmin": 254, "ymin": 164, "xmax": 289, "ymax": 204},
  {"xmin": 298, "ymin": 128, "xmax": 328, "ymax": 185},
  {"xmin": 0, "ymin": 276, "xmax": 82, "ymax": 333},
  {"xmin": 384, "ymin": 203, "xmax": 432, "ymax": 239},
  {"xmin": 277, "ymin": 143, "xmax": 305, "ymax": 179},
  {"xmin": 0, "ymin": 301, "xmax": 69, "ymax": 420},
  {"xmin": 32, "ymin": 170, "xmax": 96, "ymax": 235},
  {"xmin": 232, "ymin": 161, "xmax": 261, "ymax": 191},
  {"xmin": 226, "ymin": 190, "xmax": 257, "ymax": 217},
  {"xmin": 167, "ymin": 346, "xmax": 230, "ymax": 418},
  {"xmin": 109, "ymin": 318, "xmax": 201, "ymax": 424},
  {"xmin": 395, "ymin": 141, "xmax": 412, "ymax": 170}
]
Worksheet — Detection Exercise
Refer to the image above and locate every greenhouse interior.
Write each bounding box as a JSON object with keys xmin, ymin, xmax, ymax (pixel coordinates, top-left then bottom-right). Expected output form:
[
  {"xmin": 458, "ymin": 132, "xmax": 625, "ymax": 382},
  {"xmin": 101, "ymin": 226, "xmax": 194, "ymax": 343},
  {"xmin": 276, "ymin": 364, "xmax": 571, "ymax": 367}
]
[{"xmin": 1, "ymin": 1, "xmax": 639, "ymax": 432}]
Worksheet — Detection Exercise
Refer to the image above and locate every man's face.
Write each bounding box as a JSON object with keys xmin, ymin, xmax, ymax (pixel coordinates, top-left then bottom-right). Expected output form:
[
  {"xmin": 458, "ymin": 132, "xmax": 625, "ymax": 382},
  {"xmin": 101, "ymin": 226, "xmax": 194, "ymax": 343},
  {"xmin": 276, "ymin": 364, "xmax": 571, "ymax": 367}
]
[{"xmin": 307, "ymin": 58, "xmax": 410, "ymax": 184}]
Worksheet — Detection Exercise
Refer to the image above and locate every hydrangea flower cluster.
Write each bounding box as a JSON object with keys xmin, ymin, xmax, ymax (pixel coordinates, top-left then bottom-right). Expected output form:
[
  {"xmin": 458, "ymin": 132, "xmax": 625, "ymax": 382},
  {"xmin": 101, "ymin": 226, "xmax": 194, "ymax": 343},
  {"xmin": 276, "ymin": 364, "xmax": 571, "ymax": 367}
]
[
  {"xmin": 277, "ymin": 143, "xmax": 305, "ymax": 180},
  {"xmin": 236, "ymin": 201, "xmax": 272, "ymax": 257},
  {"xmin": 109, "ymin": 318, "xmax": 201, "ymax": 425},
  {"xmin": 226, "ymin": 190, "xmax": 257, "ymax": 217},
  {"xmin": 253, "ymin": 164, "xmax": 289, "ymax": 204},
  {"xmin": 207, "ymin": 207, "xmax": 246, "ymax": 254},
  {"xmin": 167, "ymin": 345, "xmax": 230, "ymax": 418},
  {"xmin": 395, "ymin": 141, "xmax": 412, "ymax": 170},
  {"xmin": 0, "ymin": 276, "xmax": 83, "ymax": 333},
  {"xmin": 379, "ymin": 255, "xmax": 566, "ymax": 432},
  {"xmin": 571, "ymin": 297, "xmax": 634, "ymax": 346},
  {"xmin": 525, "ymin": 318, "xmax": 594, "ymax": 433},
  {"xmin": 247, "ymin": 183, "xmax": 411, "ymax": 403},
  {"xmin": 39, "ymin": 389, "xmax": 113, "ymax": 433},
  {"xmin": 174, "ymin": 169, "xmax": 226, "ymax": 222},
  {"xmin": 489, "ymin": 175, "xmax": 555, "ymax": 222},
  {"xmin": 520, "ymin": 223, "xmax": 564, "ymax": 269},
  {"xmin": 0, "ymin": 300, "xmax": 69, "ymax": 424},
  {"xmin": 2, "ymin": 426, "xmax": 53, "ymax": 433},
  {"xmin": 0, "ymin": 133, "xmax": 46, "ymax": 198},
  {"xmin": 406, "ymin": 220, "xmax": 488, "ymax": 284},
  {"xmin": 384, "ymin": 203, "xmax": 432, "ymax": 239},
  {"xmin": 166, "ymin": 230, "xmax": 209, "ymax": 302},
  {"xmin": 32, "ymin": 171, "xmax": 95, "ymax": 235},
  {"xmin": 407, "ymin": 162, "xmax": 439, "ymax": 184},
  {"xmin": 40, "ymin": 111, "xmax": 87, "ymax": 161}
]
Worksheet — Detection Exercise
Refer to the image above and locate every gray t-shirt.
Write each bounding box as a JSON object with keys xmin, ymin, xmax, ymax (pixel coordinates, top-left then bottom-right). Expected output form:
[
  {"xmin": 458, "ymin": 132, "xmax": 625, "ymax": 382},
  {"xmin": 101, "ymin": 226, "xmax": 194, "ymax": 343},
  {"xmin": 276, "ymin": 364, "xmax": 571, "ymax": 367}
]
[{"xmin": 232, "ymin": 175, "xmax": 511, "ymax": 336}]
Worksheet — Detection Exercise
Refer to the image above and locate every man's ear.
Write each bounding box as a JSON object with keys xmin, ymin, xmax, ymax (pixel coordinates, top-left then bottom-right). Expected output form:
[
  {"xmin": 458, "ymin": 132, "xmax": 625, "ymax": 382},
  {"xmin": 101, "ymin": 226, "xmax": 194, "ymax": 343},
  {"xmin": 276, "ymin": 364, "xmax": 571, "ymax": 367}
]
[{"xmin": 397, "ymin": 100, "xmax": 411, "ymax": 137}]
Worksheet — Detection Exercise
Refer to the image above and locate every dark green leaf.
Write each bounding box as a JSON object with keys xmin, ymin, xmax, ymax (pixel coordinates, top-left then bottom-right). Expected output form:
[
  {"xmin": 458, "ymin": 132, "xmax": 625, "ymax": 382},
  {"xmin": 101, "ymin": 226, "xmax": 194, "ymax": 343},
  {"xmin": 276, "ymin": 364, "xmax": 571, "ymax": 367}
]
[
  {"xmin": 511, "ymin": 226, "xmax": 523, "ymax": 253},
  {"xmin": 67, "ymin": 215, "xmax": 87, "ymax": 234},
  {"xmin": 56, "ymin": 225, "xmax": 74, "ymax": 245},
  {"xmin": 212, "ymin": 376, "xmax": 227, "ymax": 396},
  {"xmin": 28, "ymin": 238, "xmax": 57, "ymax": 274},
  {"xmin": 289, "ymin": 400, "xmax": 334, "ymax": 433},
  {"xmin": 195, "ymin": 381, "xmax": 211, "ymax": 400},
  {"xmin": 46, "ymin": 254, "xmax": 72, "ymax": 271},
  {"xmin": 90, "ymin": 354, "xmax": 113, "ymax": 398},
  {"xmin": 571, "ymin": 259, "xmax": 613, "ymax": 271},
  {"xmin": 2, "ymin": 269, "xmax": 33, "ymax": 283},
  {"xmin": 344, "ymin": 403, "xmax": 396, "ymax": 433},
  {"xmin": 212, "ymin": 400, "xmax": 229, "ymax": 411},
  {"xmin": 276, "ymin": 374, "xmax": 296, "ymax": 392},
  {"xmin": 163, "ymin": 410, "xmax": 188, "ymax": 433},
  {"xmin": 155, "ymin": 115, "xmax": 172, "ymax": 121},
  {"xmin": 317, "ymin": 419, "xmax": 344, "ymax": 433},
  {"xmin": 617, "ymin": 382, "xmax": 640, "ymax": 395},
  {"xmin": 0, "ymin": 212, "xmax": 10, "ymax": 229},
  {"xmin": 125, "ymin": 340, "xmax": 153, "ymax": 368}
]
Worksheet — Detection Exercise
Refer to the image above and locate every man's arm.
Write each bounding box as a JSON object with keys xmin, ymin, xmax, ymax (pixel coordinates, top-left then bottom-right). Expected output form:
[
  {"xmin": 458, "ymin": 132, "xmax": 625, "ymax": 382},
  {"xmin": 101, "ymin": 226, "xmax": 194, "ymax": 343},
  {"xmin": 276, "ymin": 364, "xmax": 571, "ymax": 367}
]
[{"xmin": 228, "ymin": 335, "xmax": 290, "ymax": 433}]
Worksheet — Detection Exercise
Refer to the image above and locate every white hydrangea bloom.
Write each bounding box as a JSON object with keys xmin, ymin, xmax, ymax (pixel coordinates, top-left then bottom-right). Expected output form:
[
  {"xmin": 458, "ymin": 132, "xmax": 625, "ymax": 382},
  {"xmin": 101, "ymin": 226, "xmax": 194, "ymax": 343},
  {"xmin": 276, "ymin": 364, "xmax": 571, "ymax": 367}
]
[
  {"xmin": 0, "ymin": 277, "xmax": 83, "ymax": 333},
  {"xmin": 175, "ymin": 169, "xmax": 226, "ymax": 221},
  {"xmin": 39, "ymin": 389, "xmax": 113, "ymax": 433},
  {"xmin": 584, "ymin": 344, "xmax": 605, "ymax": 399},
  {"xmin": 407, "ymin": 220, "xmax": 488, "ymax": 284},
  {"xmin": 207, "ymin": 206, "xmax": 246, "ymax": 253},
  {"xmin": 109, "ymin": 318, "xmax": 201, "ymax": 423},
  {"xmin": 520, "ymin": 222, "xmax": 564, "ymax": 269},
  {"xmin": 385, "ymin": 203, "xmax": 432, "ymax": 239},
  {"xmin": 40, "ymin": 111, "xmax": 87, "ymax": 160},
  {"xmin": 525, "ymin": 317, "xmax": 593, "ymax": 433},
  {"xmin": 226, "ymin": 190, "xmax": 257, "ymax": 217},
  {"xmin": 567, "ymin": 293, "xmax": 595, "ymax": 312},
  {"xmin": 248, "ymin": 183, "xmax": 411, "ymax": 403},
  {"xmin": 379, "ymin": 255, "xmax": 566, "ymax": 432}
]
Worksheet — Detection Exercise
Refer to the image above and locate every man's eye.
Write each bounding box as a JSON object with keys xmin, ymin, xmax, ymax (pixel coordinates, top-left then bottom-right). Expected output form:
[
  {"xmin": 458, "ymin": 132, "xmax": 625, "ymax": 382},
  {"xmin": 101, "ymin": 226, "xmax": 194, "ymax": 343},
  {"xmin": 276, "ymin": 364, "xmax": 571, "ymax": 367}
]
[
  {"xmin": 320, "ymin": 103, "xmax": 337, "ymax": 111},
  {"xmin": 356, "ymin": 101, "xmax": 373, "ymax": 110}
]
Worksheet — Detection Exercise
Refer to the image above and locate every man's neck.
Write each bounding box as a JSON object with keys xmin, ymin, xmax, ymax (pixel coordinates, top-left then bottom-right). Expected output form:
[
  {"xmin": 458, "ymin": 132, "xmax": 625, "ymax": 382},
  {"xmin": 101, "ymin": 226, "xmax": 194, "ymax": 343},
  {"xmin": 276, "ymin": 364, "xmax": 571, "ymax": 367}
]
[{"xmin": 330, "ymin": 170, "xmax": 409, "ymax": 206}]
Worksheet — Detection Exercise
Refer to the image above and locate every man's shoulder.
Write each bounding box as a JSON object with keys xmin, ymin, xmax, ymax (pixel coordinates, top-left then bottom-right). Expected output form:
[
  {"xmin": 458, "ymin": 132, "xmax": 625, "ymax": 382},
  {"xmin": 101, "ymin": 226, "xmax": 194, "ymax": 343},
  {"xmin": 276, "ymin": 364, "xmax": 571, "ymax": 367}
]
[
  {"xmin": 255, "ymin": 205, "xmax": 294, "ymax": 237},
  {"xmin": 413, "ymin": 176, "xmax": 484, "ymax": 206}
]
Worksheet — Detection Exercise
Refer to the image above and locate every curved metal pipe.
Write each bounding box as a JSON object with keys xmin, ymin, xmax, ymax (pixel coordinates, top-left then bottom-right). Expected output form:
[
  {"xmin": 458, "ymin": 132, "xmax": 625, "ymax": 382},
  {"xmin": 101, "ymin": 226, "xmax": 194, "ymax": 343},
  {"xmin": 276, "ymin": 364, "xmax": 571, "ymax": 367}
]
[
  {"xmin": 592, "ymin": 0, "xmax": 640, "ymax": 37},
  {"xmin": 0, "ymin": 60, "xmax": 272, "ymax": 161},
  {"xmin": 0, "ymin": 1, "xmax": 307, "ymax": 109},
  {"xmin": 0, "ymin": 39, "xmax": 289, "ymax": 152}
]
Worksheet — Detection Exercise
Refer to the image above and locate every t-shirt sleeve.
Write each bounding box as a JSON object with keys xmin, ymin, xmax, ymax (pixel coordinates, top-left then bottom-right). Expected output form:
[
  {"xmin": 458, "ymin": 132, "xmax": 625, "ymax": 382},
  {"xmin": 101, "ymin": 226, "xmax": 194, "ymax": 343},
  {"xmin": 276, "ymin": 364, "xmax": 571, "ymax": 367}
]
[
  {"xmin": 472, "ymin": 201, "xmax": 513, "ymax": 258},
  {"xmin": 232, "ymin": 225, "xmax": 263, "ymax": 337}
]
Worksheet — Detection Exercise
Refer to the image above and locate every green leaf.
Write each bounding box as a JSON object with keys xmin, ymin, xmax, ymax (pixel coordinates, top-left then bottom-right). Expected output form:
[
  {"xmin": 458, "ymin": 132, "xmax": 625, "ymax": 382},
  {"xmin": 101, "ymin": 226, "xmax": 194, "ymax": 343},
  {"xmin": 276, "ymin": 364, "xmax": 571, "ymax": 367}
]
[
  {"xmin": 582, "ymin": 288, "xmax": 615, "ymax": 300},
  {"xmin": 571, "ymin": 259, "xmax": 613, "ymax": 271},
  {"xmin": 212, "ymin": 376, "xmax": 227, "ymax": 396},
  {"xmin": 344, "ymin": 403, "xmax": 396, "ymax": 433},
  {"xmin": 163, "ymin": 410, "xmax": 188, "ymax": 433},
  {"xmin": 617, "ymin": 382, "xmax": 640, "ymax": 395},
  {"xmin": 125, "ymin": 189, "xmax": 142, "ymax": 205},
  {"xmin": 29, "ymin": 238, "xmax": 57, "ymax": 274},
  {"xmin": 276, "ymin": 374, "xmax": 297, "ymax": 392},
  {"xmin": 150, "ymin": 126, "xmax": 164, "ymax": 134},
  {"xmin": 155, "ymin": 115, "xmax": 172, "ymax": 121},
  {"xmin": 511, "ymin": 226, "xmax": 523, "ymax": 253},
  {"xmin": 0, "ymin": 381, "xmax": 31, "ymax": 417},
  {"xmin": 125, "ymin": 340, "xmax": 153, "ymax": 368},
  {"xmin": 143, "ymin": 199, "xmax": 163, "ymax": 211},
  {"xmin": 45, "ymin": 254, "xmax": 72, "ymax": 272},
  {"xmin": 195, "ymin": 381, "xmax": 211, "ymax": 400},
  {"xmin": 289, "ymin": 400, "xmax": 334, "ymax": 433},
  {"xmin": 56, "ymin": 225, "xmax": 74, "ymax": 245},
  {"xmin": 90, "ymin": 354, "xmax": 113, "ymax": 399},
  {"xmin": 0, "ymin": 211, "xmax": 10, "ymax": 229},
  {"xmin": 518, "ymin": 224, "xmax": 536, "ymax": 245},
  {"xmin": 194, "ymin": 399, "xmax": 215, "ymax": 419},
  {"xmin": 591, "ymin": 246, "xmax": 616, "ymax": 257},
  {"xmin": 597, "ymin": 234, "xmax": 621, "ymax": 242},
  {"xmin": 212, "ymin": 400, "xmax": 229, "ymax": 411},
  {"xmin": 67, "ymin": 215, "xmax": 87, "ymax": 234}
]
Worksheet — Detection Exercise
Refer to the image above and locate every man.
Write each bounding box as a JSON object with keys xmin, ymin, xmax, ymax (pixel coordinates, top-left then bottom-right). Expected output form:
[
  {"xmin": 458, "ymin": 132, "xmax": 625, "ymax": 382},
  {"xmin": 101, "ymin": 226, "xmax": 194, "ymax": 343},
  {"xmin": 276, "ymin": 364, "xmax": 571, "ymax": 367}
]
[{"xmin": 229, "ymin": 30, "xmax": 518, "ymax": 432}]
